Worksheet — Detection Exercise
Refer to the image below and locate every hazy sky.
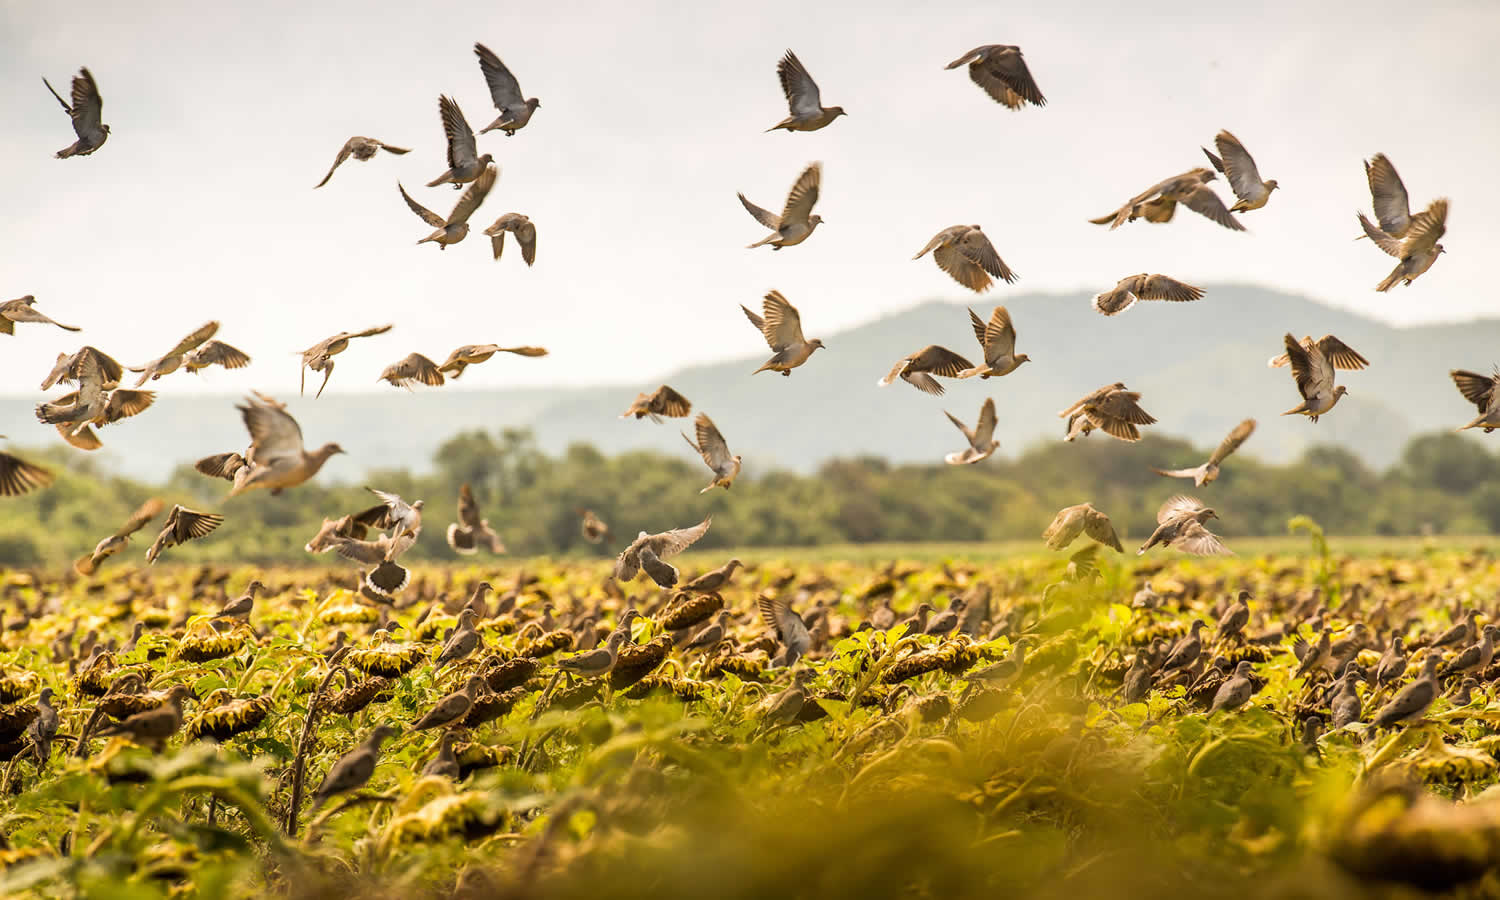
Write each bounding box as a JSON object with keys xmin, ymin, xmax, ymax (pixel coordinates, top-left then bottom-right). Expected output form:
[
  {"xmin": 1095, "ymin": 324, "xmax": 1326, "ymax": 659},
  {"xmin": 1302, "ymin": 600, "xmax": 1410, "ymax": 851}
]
[{"xmin": 3, "ymin": 0, "xmax": 1497, "ymax": 401}]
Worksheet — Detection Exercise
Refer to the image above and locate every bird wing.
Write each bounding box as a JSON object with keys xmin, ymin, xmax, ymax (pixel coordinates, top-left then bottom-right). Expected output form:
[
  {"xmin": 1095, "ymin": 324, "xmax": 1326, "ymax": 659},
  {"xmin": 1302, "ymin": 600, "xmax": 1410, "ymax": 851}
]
[
  {"xmin": 984, "ymin": 306, "xmax": 1018, "ymax": 360},
  {"xmin": 1157, "ymin": 494, "xmax": 1207, "ymax": 524},
  {"xmin": 972, "ymin": 397, "xmax": 998, "ymax": 445},
  {"xmin": 516, "ymin": 221, "xmax": 537, "ymax": 265},
  {"xmin": 1042, "ymin": 505, "xmax": 1084, "ymax": 550},
  {"xmin": 1094, "ymin": 390, "xmax": 1156, "ymax": 425},
  {"xmin": 1207, "ymin": 419, "xmax": 1257, "ymax": 466},
  {"xmin": 1133, "ymin": 275, "xmax": 1203, "ymax": 303},
  {"xmin": 777, "ymin": 50, "xmax": 823, "ymax": 115},
  {"xmin": 738, "ymin": 192, "xmax": 780, "ymax": 230},
  {"xmin": 1212, "ymin": 130, "xmax": 1264, "ymax": 201},
  {"xmin": 2, "ymin": 298, "xmax": 78, "ymax": 330},
  {"xmin": 650, "ymin": 385, "xmax": 692, "ymax": 417},
  {"xmin": 1451, "ymin": 370, "xmax": 1500, "ymax": 413},
  {"xmin": 0, "ymin": 451, "xmax": 53, "ymax": 497},
  {"xmin": 447, "ymin": 165, "xmax": 497, "ymax": 225},
  {"xmin": 967, "ymin": 64, "xmax": 1024, "ymax": 109},
  {"xmin": 1311, "ymin": 335, "xmax": 1369, "ymax": 371},
  {"xmin": 1401, "ymin": 198, "xmax": 1448, "ymax": 254},
  {"xmin": 985, "ymin": 49, "xmax": 1044, "ymax": 106},
  {"xmin": 103, "ymin": 389, "xmax": 156, "ymax": 423},
  {"xmin": 457, "ymin": 483, "xmax": 484, "ymax": 529},
  {"xmin": 1089, "ymin": 412, "xmax": 1141, "ymax": 442},
  {"xmin": 168, "ymin": 506, "xmax": 224, "ymax": 543},
  {"xmin": 115, "ymin": 498, "xmax": 166, "ymax": 538},
  {"xmin": 742, "ymin": 304, "xmax": 771, "ymax": 348},
  {"xmin": 688, "ymin": 414, "xmax": 733, "ymax": 471},
  {"xmin": 474, "ymin": 43, "xmax": 525, "ymax": 109},
  {"xmin": 71, "ymin": 68, "xmax": 104, "ymax": 136},
  {"xmin": 943, "ymin": 410, "xmax": 974, "ymax": 443},
  {"xmin": 163, "ymin": 321, "xmax": 220, "ymax": 358},
  {"xmin": 399, "ymin": 183, "xmax": 445, "ymax": 228},
  {"xmin": 1357, "ymin": 212, "xmax": 1403, "ymax": 257},
  {"xmin": 240, "ymin": 395, "xmax": 306, "ymax": 465},
  {"xmin": 188, "ymin": 341, "xmax": 252, "ymax": 370},
  {"xmin": 1083, "ymin": 507, "xmax": 1124, "ymax": 551},
  {"xmin": 1365, "ymin": 154, "xmax": 1411, "ymax": 235},
  {"xmin": 1178, "ymin": 184, "xmax": 1246, "ymax": 231},
  {"xmin": 913, "ymin": 345, "xmax": 973, "ymax": 378},
  {"xmin": 761, "ymin": 290, "xmax": 806, "ymax": 348},
  {"xmin": 646, "ymin": 515, "xmax": 713, "ymax": 558},
  {"xmin": 1282, "ymin": 332, "xmax": 1326, "ymax": 400},
  {"xmin": 333, "ymin": 536, "xmax": 390, "ymax": 566},
  {"xmin": 1173, "ymin": 522, "xmax": 1232, "ymax": 556},
  {"xmin": 933, "ymin": 243, "xmax": 992, "ymax": 292},
  {"xmin": 316, "ymin": 139, "xmax": 356, "ymax": 188},
  {"xmin": 439, "ymin": 95, "xmax": 478, "ymax": 171},
  {"xmin": 967, "ymin": 307, "xmax": 989, "ymax": 351},
  {"xmin": 779, "ymin": 162, "xmax": 821, "ymax": 226},
  {"xmin": 956, "ymin": 230, "xmax": 1015, "ymax": 282},
  {"xmin": 758, "ymin": 595, "xmax": 811, "ymax": 651}
]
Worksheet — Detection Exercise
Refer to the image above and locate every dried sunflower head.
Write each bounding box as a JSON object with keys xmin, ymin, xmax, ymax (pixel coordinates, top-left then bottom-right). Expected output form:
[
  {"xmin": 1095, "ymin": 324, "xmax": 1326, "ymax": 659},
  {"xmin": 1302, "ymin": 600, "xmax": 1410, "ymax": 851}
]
[
  {"xmin": 519, "ymin": 630, "xmax": 575, "ymax": 660},
  {"xmin": 186, "ymin": 694, "xmax": 273, "ymax": 742},
  {"xmin": 610, "ymin": 636, "xmax": 673, "ymax": 689},
  {"xmin": 346, "ymin": 641, "xmax": 426, "ymax": 678},
  {"xmin": 176, "ymin": 630, "xmax": 246, "ymax": 664},
  {"xmin": 0, "ymin": 670, "xmax": 39, "ymax": 705},
  {"xmin": 661, "ymin": 594, "xmax": 724, "ymax": 632},
  {"xmin": 325, "ymin": 676, "xmax": 395, "ymax": 715},
  {"xmin": 482, "ymin": 656, "xmax": 538, "ymax": 693}
]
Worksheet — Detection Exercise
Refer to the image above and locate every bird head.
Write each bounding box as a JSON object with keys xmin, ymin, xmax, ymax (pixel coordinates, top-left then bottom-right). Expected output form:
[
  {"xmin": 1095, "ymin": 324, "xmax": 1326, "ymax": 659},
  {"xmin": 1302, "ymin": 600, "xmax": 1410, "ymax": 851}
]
[
  {"xmin": 37, "ymin": 687, "xmax": 53, "ymax": 703},
  {"xmin": 810, "ymin": 338, "xmax": 827, "ymax": 350},
  {"xmin": 465, "ymin": 674, "xmax": 488, "ymax": 694},
  {"xmin": 1015, "ymin": 353, "xmax": 1032, "ymax": 366},
  {"xmin": 479, "ymin": 153, "xmax": 495, "ymax": 166},
  {"xmin": 808, "ymin": 214, "xmax": 824, "ymax": 226},
  {"xmin": 1264, "ymin": 179, "xmax": 1279, "ymax": 192},
  {"xmin": 369, "ymin": 724, "xmax": 400, "ymax": 746},
  {"xmin": 1436, "ymin": 244, "xmax": 1447, "ymax": 255},
  {"xmin": 323, "ymin": 442, "xmax": 347, "ymax": 457},
  {"xmin": 829, "ymin": 106, "xmax": 847, "ymax": 119},
  {"xmin": 1333, "ymin": 386, "xmax": 1350, "ymax": 399},
  {"xmin": 411, "ymin": 500, "xmax": 425, "ymax": 511},
  {"xmin": 528, "ymin": 98, "xmax": 542, "ymax": 110},
  {"xmin": 727, "ymin": 558, "xmax": 744, "ymax": 571},
  {"xmin": 1235, "ymin": 661, "xmax": 1254, "ymax": 676},
  {"xmin": 248, "ymin": 580, "xmax": 267, "ymax": 594}
]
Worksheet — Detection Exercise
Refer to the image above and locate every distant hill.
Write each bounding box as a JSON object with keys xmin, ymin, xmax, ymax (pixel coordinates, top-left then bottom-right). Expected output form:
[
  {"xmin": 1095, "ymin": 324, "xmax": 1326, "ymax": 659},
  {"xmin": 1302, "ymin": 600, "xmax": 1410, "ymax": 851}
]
[{"xmin": 2, "ymin": 284, "xmax": 1492, "ymax": 483}]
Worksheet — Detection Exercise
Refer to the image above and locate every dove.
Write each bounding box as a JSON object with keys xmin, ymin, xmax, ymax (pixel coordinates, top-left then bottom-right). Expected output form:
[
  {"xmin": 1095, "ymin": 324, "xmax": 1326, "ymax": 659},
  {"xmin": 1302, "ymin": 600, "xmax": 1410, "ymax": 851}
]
[
  {"xmin": 438, "ymin": 343, "xmax": 547, "ymax": 379},
  {"xmin": 483, "ymin": 213, "xmax": 537, "ymax": 265},
  {"xmin": 1370, "ymin": 654, "xmax": 1440, "ymax": 730},
  {"xmin": 613, "ymin": 517, "xmax": 712, "ymax": 582},
  {"xmin": 879, "ymin": 346, "xmax": 974, "ymax": 396},
  {"xmin": 1091, "ymin": 275, "xmax": 1204, "ymax": 317},
  {"xmin": 555, "ymin": 629, "xmax": 630, "ymax": 678},
  {"xmin": 434, "ymin": 609, "xmax": 482, "ymax": 670},
  {"xmin": 1151, "ymin": 419, "xmax": 1256, "ymax": 486},
  {"xmin": 742, "ymin": 290, "xmax": 825, "ymax": 376},
  {"xmin": 1159, "ymin": 621, "xmax": 1207, "ymax": 675},
  {"xmin": 755, "ymin": 669, "xmax": 815, "ymax": 734},
  {"xmin": 1276, "ymin": 333, "xmax": 1367, "ymax": 421},
  {"xmin": 96, "ymin": 684, "xmax": 193, "ymax": 748},
  {"xmin": 1293, "ymin": 631, "xmax": 1332, "ymax": 681},
  {"xmin": 401, "ymin": 164, "xmax": 497, "ymax": 249},
  {"xmin": 421, "ymin": 732, "xmax": 463, "ymax": 780},
  {"xmin": 684, "ymin": 611, "xmax": 733, "ymax": 652},
  {"xmin": 298, "ymin": 325, "xmax": 393, "ymax": 398},
  {"xmin": 213, "ymin": 581, "xmax": 264, "ymax": 621},
  {"xmin": 447, "ymin": 484, "xmax": 505, "ymax": 555},
  {"xmin": 759, "ymin": 595, "xmax": 812, "ymax": 668},
  {"xmin": 1209, "ymin": 661, "xmax": 1256, "ymax": 714},
  {"xmin": 1430, "ymin": 610, "xmax": 1478, "ymax": 651},
  {"xmin": 1375, "ymin": 636, "xmax": 1408, "ymax": 686},
  {"xmin": 957, "ymin": 306, "xmax": 1029, "ymax": 379},
  {"xmin": 44, "ymin": 67, "xmax": 110, "ymax": 158},
  {"xmin": 766, "ymin": 50, "xmax": 846, "ymax": 132},
  {"xmin": 944, "ymin": 45, "xmax": 1045, "ymax": 109},
  {"xmin": 740, "ymin": 162, "xmax": 823, "ymax": 249},
  {"xmin": 1358, "ymin": 153, "xmax": 1419, "ymax": 239},
  {"xmin": 637, "ymin": 547, "xmax": 679, "ymax": 588},
  {"xmin": 1137, "ymin": 496, "xmax": 1230, "ymax": 557},
  {"xmin": 680, "ymin": 559, "xmax": 743, "ymax": 596},
  {"xmin": 1452, "ymin": 369, "xmax": 1500, "ymax": 432},
  {"xmin": 580, "ymin": 509, "xmax": 609, "ymax": 544},
  {"xmin": 413, "ymin": 676, "xmax": 488, "ymax": 731},
  {"xmin": 1058, "ymin": 383, "xmax": 1156, "ymax": 442},
  {"xmin": 1439, "ymin": 625, "xmax": 1498, "ymax": 678},
  {"xmin": 310, "ymin": 725, "xmax": 399, "ymax": 813},
  {"xmin": 377, "ymin": 353, "xmax": 445, "ymax": 389},
  {"xmin": 1041, "ymin": 503, "xmax": 1122, "ymax": 552},
  {"xmin": 621, "ymin": 385, "xmax": 692, "ymax": 422},
  {"xmin": 0, "ymin": 296, "xmax": 80, "ymax": 335},
  {"xmin": 1217, "ymin": 591, "xmax": 1251, "ymax": 642},
  {"xmin": 1330, "ymin": 675, "xmax": 1363, "ymax": 729},
  {"xmin": 426, "ymin": 95, "xmax": 494, "ymax": 188},
  {"xmin": 367, "ymin": 488, "xmax": 423, "ymax": 538},
  {"xmin": 1201, "ymin": 130, "xmax": 1278, "ymax": 212},
  {"xmin": 474, "ymin": 43, "xmax": 540, "ymax": 136},
  {"xmin": 913, "ymin": 225, "xmax": 1016, "ymax": 293},
  {"xmin": 0, "ymin": 437, "xmax": 54, "ymax": 498},
  {"xmin": 181, "ymin": 341, "xmax": 252, "ymax": 374},
  {"xmin": 943, "ymin": 398, "xmax": 1000, "ymax": 465},
  {"xmin": 331, "ymin": 532, "xmax": 417, "ymax": 598},
  {"xmin": 315, "ymin": 136, "xmax": 410, "ymax": 188},
  {"xmin": 1090, "ymin": 167, "xmax": 1244, "ymax": 231},
  {"xmin": 27, "ymin": 688, "xmax": 59, "ymax": 765},
  {"xmin": 127, "ymin": 321, "xmax": 219, "ymax": 385},
  {"xmin": 195, "ymin": 393, "xmax": 344, "ymax": 496},
  {"xmin": 35, "ymin": 346, "xmax": 154, "ymax": 441},
  {"xmin": 682, "ymin": 414, "xmax": 741, "ymax": 492},
  {"xmin": 1364, "ymin": 198, "xmax": 1448, "ymax": 292},
  {"xmin": 145, "ymin": 506, "xmax": 224, "ymax": 564},
  {"xmin": 74, "ymin": 498, "xmax": 164, "ymax": 575}
]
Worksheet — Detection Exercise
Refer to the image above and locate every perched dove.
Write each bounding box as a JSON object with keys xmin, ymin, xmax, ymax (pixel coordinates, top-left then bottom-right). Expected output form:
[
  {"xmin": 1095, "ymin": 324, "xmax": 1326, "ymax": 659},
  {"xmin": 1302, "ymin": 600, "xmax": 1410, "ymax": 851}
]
[
  {"xmin": 474, "ymin": 43, "xmax": 540, "ymax": 136},
  {"xmin": 310, "ymin": 725, "xmax": 399, "ymax": 812},
  {"xmin": 44, "ymin": 68, "xmax": 109, "ymax": 158},
  {"xmin": 96, "ymin": 684, "xmax": 193, "ymax": 747},
  {"xmin": 944, "ymin": 45, "xmax": 1045, "ymax": 109},
  {"xmin": 1370, "ymin": 655, "xmax": 1440, "ymax": 730},
  {"xmin": 315, "ymin": 137, "xmax": 410, "ymax": 188},
  {"xmin": 943, "ymin": 398, "xmax": 1000, "ymax": 465},
  {"xmin": 913, "ymin": 225, "xmax": 1016, "ymax": 293},
  {"xmin": 742, "ymin": 290, "xmax": 825, "ymax": 376},
  {"xmin": 413, "ymin": 675, "xmax": 487, "ymax": 731},
  {"xmin": 556, "ymin": 629, "xmax": 630, "ymax": 678},
  {"xmin": 740, "ymin": 162, "xmax": 823, "ymax": 249},
  {"xmin": 766, "ymin": 50, "xmax": 846, "ymax": 132}
]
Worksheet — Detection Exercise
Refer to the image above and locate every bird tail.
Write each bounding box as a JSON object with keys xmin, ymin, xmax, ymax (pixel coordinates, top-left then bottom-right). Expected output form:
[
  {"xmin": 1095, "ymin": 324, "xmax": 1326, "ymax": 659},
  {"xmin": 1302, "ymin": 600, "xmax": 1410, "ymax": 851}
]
[
  {"xmin": 1375, "ymin": 269, "xmax": 1402, "ymax": 292},
  {"xmin": 425, "ymin": 173, "xmax": 451, "ymax": 188},
  {"xmin": 746, "ymin": 235, "xmax": 777, "ymax": 249},
  {"xmin": 365, "ymin": 561, "xmax": 410, "ymax": 598},
  {"xmin": 1281, "ymin": 402, "xmax": 1309, "ymax": 417}
]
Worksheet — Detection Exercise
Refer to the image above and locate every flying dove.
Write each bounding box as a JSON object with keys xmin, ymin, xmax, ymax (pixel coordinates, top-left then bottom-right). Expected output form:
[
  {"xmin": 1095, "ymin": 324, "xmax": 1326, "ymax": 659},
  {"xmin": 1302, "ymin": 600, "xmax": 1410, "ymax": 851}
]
[
  {"xmin": 1136, "ymin": 495, "xmax": 1230, "ymax": 556},
  {"xmin": 1276, "ymin": 333, "xmax": 1366, "ymax": 421},
  {"xmin": 315, "ymin": 136, "xmax": 411, "ymax": 188},
  {"xmin": 1041, "ymin": 503, "xmax": 1122, "ymax": 552},
  {"xmin": 44, "ymin": 67, "xmax": 109, "ymax": 158},
  {"xmin": 298, "ymin": 324, "xmax": 394, "ymax": 397},
  {"xmin": 1091, "ymin": 275, "xmax": 1203, "ymax": 316},
  {"xmin": 879, "ymin": 345, "xmax": 974, "ymax": 396},
  {"xmin": 613, "ymin": 516, "xmax": 712, "ymax": 582},
  {"xmin": 580, "ymin": 509, "xmax": 609, "ymax": 543},
  {"xmin": 1358, "ymin": 153, "xmax": 1417, "ymax": 239},
  {"xmin": 195, "ymin": 393, "xmax": 344, "ymax": 496},
  {"xmin": 740, "ymin": 162, "xmax": 823, "ymax": 249},
  {"xmin": 438, "ymin": 343, "xmax": 547, "ymax": 379},
  {"xmin": 0, "ymin": 296, "xmax": 80, "ymax": 335},
  {"xmin": 1058, "ymin": 383, "xmax": 1156, "ymax": 442},
  {"xmin": 743, "ymin": 290, "xmax": 825, "ymax": 375},
  {"xmin": 682, "ymin": 413, "xmax": 741, "ymax": 492},
  {"xmin": 35, "ymin": 347, "xmax": 155, "ymax": 440},
  {"xmin": 1451, "ymin": 369, "xmax": 1500, "ymax": 432},
  {"xmin": 128, "ymin": 321, "xmax": 219, "ymax": 385},
  {"xmin": 1151, "ymin": 419, "xmax": 1256, "ymax": 486},
  {"xmin": 1363, "ymin": 198, "xmax": 1447, "ymax": 291},
  {"xmin": 378, "ymin": 352, "xmax": 445, "ymax": 389},
  {"xmin": 310, "ymin": 725, "xmax": 399, "ymax": 812},
  {"xmin": 447, "ymin": 483, "xmax": 505, "ymax": 555},
  {"xmin": 913, "ymin": 225, "xmax": 1016, "ymax": 293},
  {"xmin": 621, "ymin": 385, "xmax": 691, "ymax": 422},
  {"xmin": 331, "ymin": 531, "xmax": 417, "ymax": 598},
  {"xmin": 182, "ymin": 340, "xmax": 252, "ymax": 374},
  {"xmin": 759, "ymin": 595, "xmax": 812, "ymax": 668},
  {"xmin": 637, "ymin": 546, "xmax": 679, "ymax": 588},
  {"xmin": 41, "ymin": 345, "xmax": 122, "ymax": 391},
  {"xmin": 474, "ymin": 43, "xmax": 540, "ymax": 136},
  {"xmin": 303, "ymin": 502, "xmax": 393, "ymax": 553},
  {"xmin": 145, "ymin": 505, "xmax": 224, "ymax": 564},
  {"xmin": 766, "ymin": 50, "xmax": 846, "ymax": 132},
  {"xmin": 426, "ymin": 95, "xmax": 494, "ymax": 188},
  {"xmin": 401, "ymin": 163, "xmax": 497, "ymax": 249},
  {"xmin": 943, "ymin": 398, "xmax": 1000, "ymax": 465},
  {"xmin": 1201, "ymin": 130, "xmax": 1278, "ymax": 212},
  {"xmin": 1089, "ymin": 167, "xmax": 1244, "ymax": 231},
  {"xmin": 74, "ymin": 498, "xmax": 164, "ymax": 575},
  {"xmin": 957, "ymin": 306, "xmax": 1029, "ymax": 378},
  {"xmin": 0, "ymin": 437, "xmax": 54, "ymax": 498},
  {"xmin": 483, "ymin": 213, "xmax": 537, "ymax": 265},
  {"xmin": 944, "ymin": 45, "xmax": 1045, "ymax": 109}
]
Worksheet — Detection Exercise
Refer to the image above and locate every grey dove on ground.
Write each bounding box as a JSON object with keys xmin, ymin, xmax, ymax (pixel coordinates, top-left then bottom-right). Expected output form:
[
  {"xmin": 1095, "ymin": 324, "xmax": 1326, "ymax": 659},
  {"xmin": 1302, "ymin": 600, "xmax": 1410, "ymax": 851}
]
[
  {"xmin": 315, "ymin": 137, "xmax": 410, "ymax": 188},
  {"xmin": 1091, "ymin": 275, "xmax": 1203, "ymax": 316},
  {"xmin": 914, "ymin": 225, "xmax": 1016, "ymax": 293},
  {"xmin": 483, "ymin": 213, "xmax": 537, "ymax": 265},
  {"xmin": 1201, "ymin": 130, "xmax": 1278, "ymax": 212},
  {"xmin": 44, "ymin": 67, "xmax": 109, "ymax": 158},
  {"xmin": 474, "ymin": 43, "xmax": 540, "ymax": 136},
  {"xmin": 434, "ymin": 609, "xmax": 481, "ymax": 671},
  {"xmin": 766, "ymin": 50, "xmax": 846, "ymax": 132},
  {"xmin": 1137, "ymin": 496, "xmax": 1230, "ymax": 557},
  {"xmin": 426, "ymin": 95, "xmax": 494, "ymax": 188},
  {"xmin": 743, "ymin": 290, "xmax": 825, "ymax": 376},
  {"xmin": 310, "ymin": 725, "xmax": 399, "ymax": 812},
  {"xmin": 402, "ymin": 163, "xmax": 497, "ymax": 249},
  {"xmin": 421, "ymin": 732, "xmax": 463, "ymax": 780},
  {"xmin": 0, "ymin": 296, "xmax": 80, "ymax": 334},
  {"xmin": 195, "ymin": 393, "xmax": 344, "ymax": 496},
  {"xmin": 944, "ymin": 45, "xmax": 1045, "ymax": 109},
  {"xmin": 556, "ymin": 629, "xmax": 629, "ymax": 678},
  {"xmin": 1370, "ymin": 654, "xmax": 1440, "ymax": 730},
  {"xmin": 1151, "ymin": 419, "xmax": 1256, "ymax": 486},
  {"xmin": 740, "ymin": 162, "xmax": 823, "ymax": 249},
  {"xmin": 943, "ymin": 398, "xmax": 1000, "ymax": 465},
  {"xmin": 681, "ymin": 559, "xmax": 743, "ymax": 595},
  {"xmin": 96, "ymin": 684, "xmax": 193, "ymax": 748},
  {"xmin": 213, "ymin": 581, "xmax": 264, "ymax": 621},
  {"xmin": 879, "ymin": 345, "xmax": 974, "ymax": 396},
  {"xmin": 683, "ymin": 413, "xmax": 741, "ymax": 493},
  {"xmin": 413, "ymin": 675, "xmax": 487, "ymax": 730},
  {"xmin": 957, "ymin": 306, "xmax": 1028, "ymax": 378},
  {"xmin": 1210, "ymin": 661, "xmax": 1256, "ymax": 714}
]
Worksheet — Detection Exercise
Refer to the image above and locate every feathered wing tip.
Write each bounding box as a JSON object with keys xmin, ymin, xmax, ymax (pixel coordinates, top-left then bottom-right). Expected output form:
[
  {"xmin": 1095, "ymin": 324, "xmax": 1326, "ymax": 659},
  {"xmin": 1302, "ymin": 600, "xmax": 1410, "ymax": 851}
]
[
  {"xmin": 365, "ymin": 561, "xmax": 410, "ymax": 598},
  {"xmin": 447, "ymin": 522, "xmax": 478, "ymax": 555}
]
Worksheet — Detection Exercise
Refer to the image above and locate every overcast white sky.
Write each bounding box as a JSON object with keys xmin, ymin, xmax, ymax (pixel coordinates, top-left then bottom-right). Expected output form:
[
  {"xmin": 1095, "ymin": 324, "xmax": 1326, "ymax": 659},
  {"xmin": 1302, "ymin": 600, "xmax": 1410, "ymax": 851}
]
[{"xmin": 3, "ymin": 0, "xmax": 1497, "ymax": 398}]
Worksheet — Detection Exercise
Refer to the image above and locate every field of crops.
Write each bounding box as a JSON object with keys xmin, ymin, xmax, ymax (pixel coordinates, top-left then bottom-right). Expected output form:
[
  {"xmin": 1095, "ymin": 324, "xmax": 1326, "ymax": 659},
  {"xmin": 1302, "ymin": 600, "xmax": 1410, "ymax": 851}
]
[{"xmin": 5, "ymin": 528, "xmax": 1500, "ymax": 899}]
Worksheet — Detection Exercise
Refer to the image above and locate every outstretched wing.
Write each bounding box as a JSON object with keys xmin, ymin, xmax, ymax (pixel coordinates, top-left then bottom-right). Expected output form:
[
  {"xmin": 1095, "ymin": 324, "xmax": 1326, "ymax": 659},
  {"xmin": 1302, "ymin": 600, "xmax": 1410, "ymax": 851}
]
[
  {"xmin": 1208, "ymin": 419, "xmax": 1256, "ymax": 466},
  {"xmin": 1213, "ymin": 130, "xmax": 1264, "ymax": 202},
  {"xmin": 240, "ymin": 395, "xmax": 305, "ymax": 465},
  {"xmin": 761, "ymin": 290, "xmax": 806, "ymax": 348},
  {"xmin": 457, "ymin": 483, "xmax": 484, "ymax": 529},
  {"xmin": 779, "ymin": 162, "xmax": 821, "ymax": 226},
  {"xmin": 1312, "ymin": 336, "xmax": 1368, "ymax": 371},
  {"xmin": 738, "ymin": 192, "xmax": 780, "ymax": 230},
  {"xmin": 1365, "ymin": 153, "xmax": 1411, "ymax": 235},
  {"xmin": 688, "ymin": 414, "xmax": 733, "ymax": 470},
  {"xmin": 1174, "ymin": 522, "xmax": 1231, "ymax": 556},
  {"xmin": 1451, "ymin": 370, "xmax": 1500, "ymax": 413},
  {"xmin": 1157, "ymin": 495, "xmax": 1207, "ymax": 525},
  {"xmin": 447, "ymin": 164, "xmax": 497, "ymax": 225},
  {"xmin": 439, "ymin": 95, "xmax": 478, "ymax": 171},
  {"xmin": 646, "ymin": 516, "xmax": 713, "ymax": 559},
  {"xmin": 399, "ymin": 183, "xmax": 445, "ymax": 228},
  {"xmin": 1082, "ymin": 507, "xmax": 1123, "ymax": 551},
  {"xmin": 474, "ymin": 43, "xmax": 525, "ymax": 109},
  {"xmin": 776, "ymin": 50, "xmax": 823, "ymax": 115}
]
